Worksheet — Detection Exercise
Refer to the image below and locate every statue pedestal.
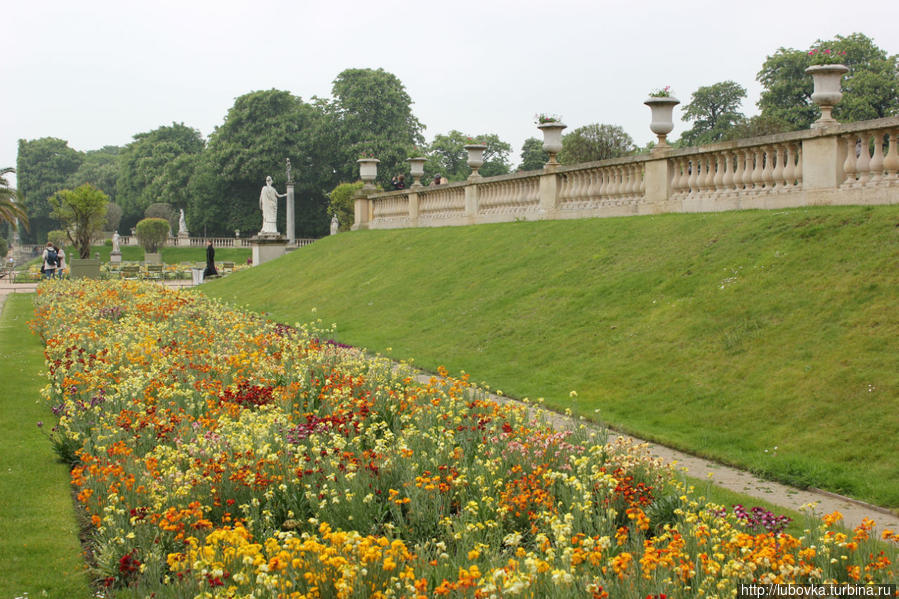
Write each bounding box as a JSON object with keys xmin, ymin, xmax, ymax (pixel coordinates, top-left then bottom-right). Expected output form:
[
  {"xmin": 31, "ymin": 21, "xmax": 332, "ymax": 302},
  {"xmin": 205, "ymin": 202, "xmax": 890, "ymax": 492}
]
[
  {"xmin": 250, "ymin": 235, "xmax": 288, "ymax": 266},
  {"xmin": 110, "ymin": 251, "xmax": 122, "ymax": 264},
  {"xmin": 178, "ymin": 233, "xmax": 190, "ymax": 247}
]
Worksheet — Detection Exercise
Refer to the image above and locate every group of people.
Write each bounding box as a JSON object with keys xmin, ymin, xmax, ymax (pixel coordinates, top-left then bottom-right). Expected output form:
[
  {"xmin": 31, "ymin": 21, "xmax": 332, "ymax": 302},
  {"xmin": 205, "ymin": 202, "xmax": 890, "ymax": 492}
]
[
  {"xmin": 41, "ymin": 242, "xmax": 66, "ymax": 279},
  {"xmin": 391, "ymin": 174, "xmax": 450, "ymax": 190}
]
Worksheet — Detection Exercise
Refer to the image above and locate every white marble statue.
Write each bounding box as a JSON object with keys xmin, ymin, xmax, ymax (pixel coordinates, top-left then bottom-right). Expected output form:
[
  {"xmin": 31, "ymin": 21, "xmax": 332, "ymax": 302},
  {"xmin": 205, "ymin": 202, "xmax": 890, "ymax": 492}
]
[
  {"xmin": 259, "ymin": 176, "xmax": 286, "ymax": 235},
  {"xmin": 112, "ymin": 231, "xmax": 120, "ymax": 252},
  {"xmin": 178, "ymin": 209, "xmax": 188, "ymax": 235},
  {"xmin": 330, "ymin": 215, "xmax": 339, "ymax": 235}
]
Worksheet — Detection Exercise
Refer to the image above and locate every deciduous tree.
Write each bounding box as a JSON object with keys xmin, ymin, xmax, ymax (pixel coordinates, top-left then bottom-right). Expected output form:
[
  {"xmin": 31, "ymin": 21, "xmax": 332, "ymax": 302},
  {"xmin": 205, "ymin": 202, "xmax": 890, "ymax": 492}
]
[
  {"xmin": 425, "ymin": 131, "xmax": 512, "ymax": 182},
  {"xmin": 558, "ymin": 124, "xmax": 635, "ymax": 164},
  {"xmin": 16, "ymin": 137, "xmax": 84, "ymax": 242},
  {"xmin": 680, "ymin": 81, "xmax": 747, "ymax": 146},
  {"xmin": 518, "ymin": 138, "xmax": 549, "ymax": 171},
  {"xmin": 49, "ymin": 184, "xmax": 108, "ymax": 258}
]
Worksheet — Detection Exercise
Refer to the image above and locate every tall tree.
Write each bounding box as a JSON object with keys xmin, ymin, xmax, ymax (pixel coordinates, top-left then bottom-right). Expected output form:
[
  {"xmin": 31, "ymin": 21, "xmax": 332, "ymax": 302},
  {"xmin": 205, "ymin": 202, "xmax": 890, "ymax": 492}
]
[
  {"xmin": 0, "ymin": 167, "xmax": 28, "ymax": 231},
  {"xmin": 68, "ymin": 145, "xmax": 122, "ymax": 204},
  {"xmin": 758, "ymin": 33, "xmax": 899, "ymax": 130},
  {"xmin": 330, "ymin": 68, "xmax": 425, "ymax": 188},
  {"xmin": 558, "ymin": 124, "xmax": 635, "ymax": 164},
  {"xmin": 194, "ymin": 89, "xmax": 329, "ymax": 237},
  {"xmin": 518, "ymin": 137, "xmax": 549, "ymax": 171},
  {"xmin": 680, "ymin": 81, "xmax": 747, "ymax": 146},
  {"xmin": 117, "ymin": 123, "xmax": 205, "ymax": 230},
  {"xmin": 425, "ymin": 131, "xmax": 512, "ymax": 182},
  {"xmin": 16, "ymin": 137, "xmax": 84, "ymax": 243}
]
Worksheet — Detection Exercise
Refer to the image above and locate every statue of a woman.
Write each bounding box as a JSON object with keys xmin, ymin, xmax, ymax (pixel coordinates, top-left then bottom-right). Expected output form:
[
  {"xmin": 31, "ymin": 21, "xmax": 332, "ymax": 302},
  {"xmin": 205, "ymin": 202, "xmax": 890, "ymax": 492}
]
[
  {"xmin": 259, "ymin": 176, "xmax": 286, "ymax": 235},
  {"xmin": 178, "ymin": 208, "xmax": 188, "ymax": 235},
  {"xmin": 112, "ymin": 231, "xmax": 120, "ymax": 252}
]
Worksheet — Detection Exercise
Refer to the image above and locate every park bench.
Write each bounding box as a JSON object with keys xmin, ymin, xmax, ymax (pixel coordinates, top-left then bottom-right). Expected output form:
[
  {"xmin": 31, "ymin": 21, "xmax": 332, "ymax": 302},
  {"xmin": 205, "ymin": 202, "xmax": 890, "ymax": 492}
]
[
  {"xmin": 121, "ymin": 265, "xmax": 141, "ymax": 280},
  {"xmin": 222, "ymin": 261, "xmax": 235, "ymax": 274},
  {"xmin": 145, "ymin": 263, "xmax": 164, "ymax": 281}
]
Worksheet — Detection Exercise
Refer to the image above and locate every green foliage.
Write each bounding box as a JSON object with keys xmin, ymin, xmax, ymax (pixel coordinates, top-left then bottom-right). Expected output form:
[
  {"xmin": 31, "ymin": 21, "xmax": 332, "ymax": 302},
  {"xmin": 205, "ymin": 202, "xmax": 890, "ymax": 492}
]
[
  {"xmin": 0, "ymin": 237, "xmax": 7, "ymax": 257},
  {"xmin": 558, "ymin": 123, "xmax": 636, "ymax": 164},
  {"xmin": 328, "ymin": 181, "xmax": 364, "ymax": 232},
  {"xmin": 105, "ymin": 201, "xmax": 123, "ymax": 232},
  {"xmin": 46, "ymin": 230, "xmax": 67, "ymax": 247},
  {"xmin": 758, "ymin": 33, "xmax": 899, "ymax": 130},
  {"xmin": 205, "ymin": 205, "xmax": 899, "ymax": 507},
  {"xmin": 425, "ymin": 130, "xmax": 512, "ymax": 181},
  {"xmin": 518, "ymin": 137, "xmax": 549, "ymax": 172},
  {"xmin": 0, "ymin": 167, "xmax": 27, "ymax": 231},
  {"xmin": 330, "ymin": 68, "xmax": 425, "ymax": 189},
  {"xmin": 144, "ymin": 202, "xmax": 177, "ymax": 231},
  {"xmin": 721, "ymin": 115, "xmax": 795, "ymax": 141},
  {"xmin": 680, "ymin": 81, "xmax": 747, "ymax": 146},
  {"xmin": 116, "ymin": 122, "xmax": 204, "ymax": 229},
  {"xmin": 196, "ymin": 89, "xmax": 328, "ymax": 238},
  {"xmin": 16, "ymin": 137, "xmax": 84, "ymax": 243},
  {"xmin": 135, "ymin": 217, "xmax": 170, "ymax": 253},
  {"xmin": 68, "ymin": 145, "xmax": 121, "ymax": 203},
  {"xmin": 49, "ymin": 183, "xmax": 109, "ymax": 258}
]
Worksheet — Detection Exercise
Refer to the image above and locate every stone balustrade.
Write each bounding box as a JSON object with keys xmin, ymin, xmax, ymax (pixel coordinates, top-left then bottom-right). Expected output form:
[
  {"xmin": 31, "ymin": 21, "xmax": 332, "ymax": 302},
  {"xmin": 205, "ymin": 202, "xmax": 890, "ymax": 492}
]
[{"xmin": 354, "ymin": 116, "xmax": 899, "ymax": 231}]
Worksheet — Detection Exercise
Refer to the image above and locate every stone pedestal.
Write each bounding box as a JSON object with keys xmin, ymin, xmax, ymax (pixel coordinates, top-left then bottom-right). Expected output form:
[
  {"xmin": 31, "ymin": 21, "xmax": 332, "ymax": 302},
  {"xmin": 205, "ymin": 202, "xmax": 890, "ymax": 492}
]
[
  {"xmin": 251, "ymin": 235, "xmax": 288, "ymax": 266},
  {"xmin": 178, "ymin": 233, "xmax": 190, "ymax": 247},
  {"xmin": 286, "ymin": 184, "xmax": 295, "ymax": 242},
  {"xmin": 110, "ymin": 251, "xmax": 122, "ymax": 264}
]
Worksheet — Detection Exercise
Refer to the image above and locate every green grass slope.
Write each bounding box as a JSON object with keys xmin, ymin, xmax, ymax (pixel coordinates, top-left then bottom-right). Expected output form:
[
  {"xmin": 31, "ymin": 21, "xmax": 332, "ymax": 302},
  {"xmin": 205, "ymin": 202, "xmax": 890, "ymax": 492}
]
[{"xmin": 202, "ymin": 206, "xmax": 899, "ymax": 508}]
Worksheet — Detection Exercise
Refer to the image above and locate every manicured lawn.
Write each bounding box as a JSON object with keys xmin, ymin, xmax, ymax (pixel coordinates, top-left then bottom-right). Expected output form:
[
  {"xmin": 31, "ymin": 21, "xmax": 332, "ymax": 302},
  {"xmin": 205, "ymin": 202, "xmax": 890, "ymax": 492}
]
[
  {"xmin": 66, "ymin": 244, "xmax": 250, "ymax": 265},
  {"xmin": 0, "ymin": 293, "xmax": 92, "ymax": 597},
  {"xmin": 202, "ymin": 205, "xmax": 899, "ymax": 508}
]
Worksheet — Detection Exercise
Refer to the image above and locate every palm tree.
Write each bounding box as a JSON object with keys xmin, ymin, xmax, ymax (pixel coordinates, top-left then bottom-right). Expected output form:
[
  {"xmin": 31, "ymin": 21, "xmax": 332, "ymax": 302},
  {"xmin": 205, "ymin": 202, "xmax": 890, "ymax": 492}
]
[{"xmin": 0, "ymin": 167, "xmax": 28, "ymax": 230}]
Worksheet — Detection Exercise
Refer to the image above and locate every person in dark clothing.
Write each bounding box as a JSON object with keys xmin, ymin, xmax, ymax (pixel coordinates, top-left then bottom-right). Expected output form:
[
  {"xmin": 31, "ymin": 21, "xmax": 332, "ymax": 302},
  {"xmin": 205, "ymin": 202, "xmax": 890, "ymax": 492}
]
[{"xmin": 203, "ymin": 241, "xmax": 218, "ymax": 277}]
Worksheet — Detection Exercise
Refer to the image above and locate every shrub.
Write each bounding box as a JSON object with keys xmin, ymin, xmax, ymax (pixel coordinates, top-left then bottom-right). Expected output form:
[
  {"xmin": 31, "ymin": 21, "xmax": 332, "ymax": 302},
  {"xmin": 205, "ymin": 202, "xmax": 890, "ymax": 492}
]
[
  {"xmin": 144, "ymin": 202, "xmax": 176, "ymax": 232},
  {"xmin": 47, "ymin": 230, "xmax": 67, "ymax": 248},
  {"xmin": 135, "ymin": 218, "xmax": 170, "ymax": 253},
  {"xmin": 328, "ymin": 181, "xmax": 365, "ymax": 232}
]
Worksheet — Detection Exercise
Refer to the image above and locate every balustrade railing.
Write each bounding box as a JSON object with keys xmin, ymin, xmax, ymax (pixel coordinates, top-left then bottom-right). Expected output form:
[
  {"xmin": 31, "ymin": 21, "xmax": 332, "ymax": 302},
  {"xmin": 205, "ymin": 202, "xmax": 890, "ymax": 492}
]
[{"xmin": 355, "ymin": 116, "xmax": 898, "ymax": 230}]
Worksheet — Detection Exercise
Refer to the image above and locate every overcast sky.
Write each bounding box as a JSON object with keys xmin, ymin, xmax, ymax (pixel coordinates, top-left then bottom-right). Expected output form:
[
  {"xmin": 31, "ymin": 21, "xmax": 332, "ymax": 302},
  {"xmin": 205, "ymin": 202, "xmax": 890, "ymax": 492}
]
[{"xmin": 4, "ymin": 0, "xmax": 898, "ymax": 186}]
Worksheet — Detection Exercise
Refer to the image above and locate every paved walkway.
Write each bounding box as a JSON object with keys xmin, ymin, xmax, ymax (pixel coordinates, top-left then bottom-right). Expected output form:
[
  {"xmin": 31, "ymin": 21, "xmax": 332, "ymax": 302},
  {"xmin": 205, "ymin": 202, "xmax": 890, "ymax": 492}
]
[{"xmin": 3, "ymin": 278, "xmax": 895, "ymax": 535}]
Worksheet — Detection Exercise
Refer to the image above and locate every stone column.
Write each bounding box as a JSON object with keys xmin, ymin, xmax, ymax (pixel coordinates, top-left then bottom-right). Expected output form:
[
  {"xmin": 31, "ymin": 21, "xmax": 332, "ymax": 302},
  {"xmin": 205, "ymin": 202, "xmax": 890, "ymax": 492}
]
[
  {"xmin": 352, "ymin": 190, "xmax": 371, "ymax": 231},
  {"xmin": 286, "ymin": 183, "xmax": 295, "ymax": 242},
  {"xmin": 538, "ymin": 171, "xmax": 559, "ymax": 218},
  {"xmin": 464, "ymin": 183, "xmax": 480, "ymax": 224},
  {"xmin": 408, "ymin": 191, "xmax": 420, "ymax": 227},
  {"xmin": 643, "ymin": 156, "xmax": 673, "ymax": 211},
  {"xmin": 801, "ymin": 135, "xmax": 844, "ymax": 202}
]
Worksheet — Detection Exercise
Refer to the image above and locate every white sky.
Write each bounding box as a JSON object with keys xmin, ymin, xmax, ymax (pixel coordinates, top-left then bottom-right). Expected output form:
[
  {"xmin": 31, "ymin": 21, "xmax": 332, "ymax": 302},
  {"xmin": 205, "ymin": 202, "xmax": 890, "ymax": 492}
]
[{"xmin": 3, "ymin": 0, "xmax": 898, "ymax": 185}]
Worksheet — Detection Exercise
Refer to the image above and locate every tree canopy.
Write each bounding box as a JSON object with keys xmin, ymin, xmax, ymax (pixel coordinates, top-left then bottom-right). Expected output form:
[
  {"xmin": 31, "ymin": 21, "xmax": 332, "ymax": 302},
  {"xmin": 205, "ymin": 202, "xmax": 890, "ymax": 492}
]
[
  {"xmin": 757, "ymin": 33, "xmax": 899, "ymax": 130},
  {"xmin": 558, "ymin": 124, "xmax": 635, "ymax": 164},
  {"xmin": 518, "ymin": 138, "xmax": 549, "ymax": 172},
  {"xmin": 425, "ymin": 131, "xmax": 512, "ymax": 182},
  {"xmin": 16, "ymin": 137, "xmax": 84, "ymax": 243},
  {"xmin": 680, "ymin": 81, "xmax": 747, "ymax": 146}
]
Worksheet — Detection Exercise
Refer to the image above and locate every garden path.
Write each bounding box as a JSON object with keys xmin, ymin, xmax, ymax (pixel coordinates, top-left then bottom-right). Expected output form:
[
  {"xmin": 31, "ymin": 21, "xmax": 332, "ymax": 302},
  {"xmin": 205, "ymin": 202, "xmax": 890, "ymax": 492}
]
[{"xmin": 413, "ymin": 372, "xmax": 899, "ymax": 535}]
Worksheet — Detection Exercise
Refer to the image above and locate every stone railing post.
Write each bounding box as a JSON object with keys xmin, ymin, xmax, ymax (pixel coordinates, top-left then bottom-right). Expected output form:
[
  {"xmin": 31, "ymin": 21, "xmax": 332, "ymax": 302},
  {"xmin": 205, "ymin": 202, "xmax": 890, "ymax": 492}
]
[
  {"xmin": 538, "ymin": 171, "xmax": 559, "ymax": 217},
  {"xmin": 801, "ymin": 135, "xmax": 843, "ymax": 193},
  {"xmin": 643, "ymin": 154, "xmax": 673, "ymax": 208},
  {"xmin": 465, "ymin": 182, "xmax": 480, "ymax": 224},
  {"xmin": 408, "ymin": 190, "xmax": 420, "ymax": 227},
  {"xmin": 352, "ymin": 190, "xmax": 372, "ymax": 231}
]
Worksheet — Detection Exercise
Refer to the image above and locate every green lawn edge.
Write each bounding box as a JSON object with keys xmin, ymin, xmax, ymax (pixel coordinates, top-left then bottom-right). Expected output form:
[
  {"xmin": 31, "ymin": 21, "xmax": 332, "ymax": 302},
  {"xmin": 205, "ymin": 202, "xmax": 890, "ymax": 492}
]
[
  {"xmin": 0, "ymin": 294, "xmax": 92, "ymax": 598},
  {"xmin": 201, "ymin": 205, "xmax": 899, "ymax": 508}
]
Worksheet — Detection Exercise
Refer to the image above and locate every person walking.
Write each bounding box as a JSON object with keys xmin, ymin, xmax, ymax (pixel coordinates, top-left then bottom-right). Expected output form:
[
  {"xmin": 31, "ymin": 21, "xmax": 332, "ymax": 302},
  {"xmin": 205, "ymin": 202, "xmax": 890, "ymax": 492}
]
[
  {"xmin": 41, "ymin": 242, "xmax": 58, "ymax": 279},
  {"xmin": 203, "ymin": 240, "xmax": 218, "ymax": 278},
  {"xmin": 54, "ymin": 244, "xmax": 66, "ymax": 278}
]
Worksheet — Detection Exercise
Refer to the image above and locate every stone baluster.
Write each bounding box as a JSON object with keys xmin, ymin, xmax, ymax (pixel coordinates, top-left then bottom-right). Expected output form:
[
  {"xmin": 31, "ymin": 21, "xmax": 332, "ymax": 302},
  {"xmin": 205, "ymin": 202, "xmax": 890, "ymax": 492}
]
[
  {"xmin": 740, "ymin": 149, "xmax": 754, "ymax": 191},
  {"xmin": 771, "ymin": 145, "xmax": 785, "ymax": 189},
  {"xmin": 749, "ymin": 148, "xmax": 764, "ymax": 190},
  {"xmin": 794, "ymin": 145, "xmax": 802, "ymax": 186},
  {"xmin": 686, "ymin": 158, "xmax": 698, "ymax": 195},
  {"xmin": 732, "ymin": 150, "xmax": 746, "ymax": 191},
  {"xmin": 782, "ymin": 144, "xmax": 796, "ymax": 187},
  {"xmin": 855, "ymin": 134, "xmax": 871, "ymax": 186},
  {"xmin": 693, "ymin": 156, "xmax": 707, "ymax": 193},
  {"xmin": 673, "ymin": 158, "xmax": 688, "ymax": 196},
  {"xmin": 760, "ymin": 146, "xmax": 775, "ymax": 190},
  {"xmin": 721, "ymin": 152, "xmax": 734, "ymax": 192},
  {"xmin": 884, "ymin": 130, "xmax": 899, "ymax": 180},
  {"xmin": 612, "ymin": 166, "xmax": 623, "ymax": 197},
  {"xmin": 585, "ymin": 169, "xmax": 598, "ymax": 201},
  {"xmin": 629, "ymin": 165, "xmax": 640, "ymax": 196},
  {"xmin": 842, "ymin": 135, "xmax": 858, "ymax": 186},
  {"xmin": 712, "ymin": 154, "xmax": 725, "ymax": 191},
  {"xmin": 868, "ymin": 131, "xmax": 885, "ymax": 184}
]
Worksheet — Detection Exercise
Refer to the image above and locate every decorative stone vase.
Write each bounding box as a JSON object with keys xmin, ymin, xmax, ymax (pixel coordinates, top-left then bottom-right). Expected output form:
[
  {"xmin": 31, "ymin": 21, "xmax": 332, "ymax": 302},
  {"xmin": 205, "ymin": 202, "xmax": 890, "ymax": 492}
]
[
  {"xmin": 464, "ymin": 144, "xmax": 487, "ymax": 178},
  {"xmin": 406, "ymin": 157, "xmax": 427, "ymax": 187},
  {"xmin": 805, "ymin": 64, "xmax": 849, "ymax": 128},
  {"xmin": 537, "ymin": 122, "xmax": 567, "ymax": 167},
  {"xmin": 357, "ymin": 158, "xmax": 380, "ymax": 188},
  {"xmin": 644, "ymin": 96, "xmax": 680, "ymax": 147}
]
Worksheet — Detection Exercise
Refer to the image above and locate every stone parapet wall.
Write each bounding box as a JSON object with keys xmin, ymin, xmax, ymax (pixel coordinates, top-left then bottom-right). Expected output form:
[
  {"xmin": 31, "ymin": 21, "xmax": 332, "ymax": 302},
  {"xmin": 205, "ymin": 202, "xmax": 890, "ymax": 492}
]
[{"xmin": 355, "ymin": 116, "xmax": 899, "ymax": 230}]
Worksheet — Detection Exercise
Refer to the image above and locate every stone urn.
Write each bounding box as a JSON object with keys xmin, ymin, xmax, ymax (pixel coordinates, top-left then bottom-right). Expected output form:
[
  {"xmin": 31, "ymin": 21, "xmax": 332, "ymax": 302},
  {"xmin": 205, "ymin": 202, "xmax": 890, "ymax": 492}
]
[
  {"xmin": 805, "ymin": 64, "xmax": 849, "ymax": 128},
  {"xmin": 537, "ymin": 121, "xmax": 567, "ymax": 167},
  {"xmin": 644, "ymin": 96, "xmax": 680, "ymax": 147},
  {"xmin": 464, "ymin": 144, "xmax": 487, "ymax": 179},
  {"xmin": 406, "ymin": 156, "xmax": 427, "ymax": 187},
  {"xmin": 357, "ymin": 158, "xmax": 380, "ymax": 188}
]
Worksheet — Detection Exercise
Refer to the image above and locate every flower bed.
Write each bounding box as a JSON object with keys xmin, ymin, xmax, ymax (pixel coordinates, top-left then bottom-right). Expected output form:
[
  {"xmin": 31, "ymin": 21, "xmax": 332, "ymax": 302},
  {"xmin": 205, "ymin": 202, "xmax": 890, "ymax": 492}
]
[{"xmin": 32, "ymin": 280, "xmax": 898, "ymax": 597}]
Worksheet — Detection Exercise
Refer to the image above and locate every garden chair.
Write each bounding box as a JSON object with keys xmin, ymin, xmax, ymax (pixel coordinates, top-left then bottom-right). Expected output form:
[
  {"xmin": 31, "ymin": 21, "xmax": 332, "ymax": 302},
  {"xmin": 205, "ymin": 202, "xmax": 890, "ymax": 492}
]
[
  {"xmin": 121, "ymin": 265, "xmax": 141, "ymax": 280},
  {"xmin": 222, "ymin": 261, "xmax": 235, "ymax": 274},
  {"xmin": 145, "ymin": 263, "xmax": 164, "ymax": 281}
]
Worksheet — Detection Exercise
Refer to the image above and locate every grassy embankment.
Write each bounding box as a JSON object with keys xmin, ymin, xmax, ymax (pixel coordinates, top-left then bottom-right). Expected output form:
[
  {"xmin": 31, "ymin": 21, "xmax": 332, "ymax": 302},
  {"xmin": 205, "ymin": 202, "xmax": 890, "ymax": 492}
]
[
  {"xmin": 203, "ymin": 205, "xmax": 899, "ymax": 509},
  {"xmin": 0, "ymin": 294, "xmax": 92, "ymax": 597}
]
